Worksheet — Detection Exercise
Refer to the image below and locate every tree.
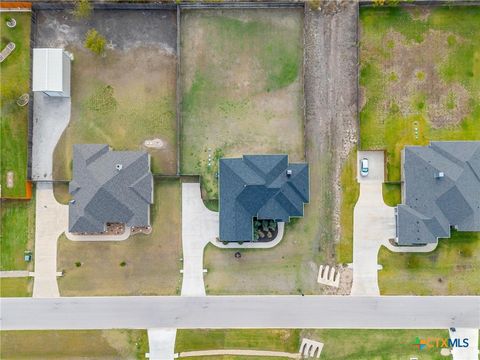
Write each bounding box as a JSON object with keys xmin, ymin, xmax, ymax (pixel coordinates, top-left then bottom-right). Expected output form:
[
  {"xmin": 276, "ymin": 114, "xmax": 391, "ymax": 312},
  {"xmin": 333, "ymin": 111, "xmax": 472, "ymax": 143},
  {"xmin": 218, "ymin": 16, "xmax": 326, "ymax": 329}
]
[
  {"xmin": 84, "ymin": 29, "xmax": 106, "ymax": 55},
  {"xmin": 73, "ymin": 0, "xmax": 92, "ymax": 20}
]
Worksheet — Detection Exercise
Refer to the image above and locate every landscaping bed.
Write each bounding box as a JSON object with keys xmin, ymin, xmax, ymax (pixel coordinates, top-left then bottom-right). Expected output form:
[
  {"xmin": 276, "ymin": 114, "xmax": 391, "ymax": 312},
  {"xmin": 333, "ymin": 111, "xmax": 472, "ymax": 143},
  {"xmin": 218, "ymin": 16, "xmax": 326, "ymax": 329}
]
[
  {"xmin": 57, "ymin": 179, "xmax": 182, "ymax": 296},
  {"xmin": 33, "ymin": 10, "xmax": 178, "ymax": 180},
  {"xmin": 0, "ymin": 12, "xmax": 31, "ymax": 198},
  {"xmin": 0, "ymin": 330, "xmax": 148, "ymax": 359},
  {"xmin": 180, "ymin": 9, "xmax": 305, "ymax": 201}
]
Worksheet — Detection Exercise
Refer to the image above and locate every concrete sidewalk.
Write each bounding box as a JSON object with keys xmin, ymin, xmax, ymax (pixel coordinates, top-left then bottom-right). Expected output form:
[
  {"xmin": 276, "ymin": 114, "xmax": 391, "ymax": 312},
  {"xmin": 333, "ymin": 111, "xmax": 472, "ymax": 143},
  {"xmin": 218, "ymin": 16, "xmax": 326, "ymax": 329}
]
[
  {"xmin": 181, "ymin": 183, "xmax": 218, "ymax": 296},
  {"xmin": 351, "ymin": 151, "xmax": 395, "ymax": 295},
  {"xmin": 32, "ymin": 183, "xmax": 68, "ymax": 298}
]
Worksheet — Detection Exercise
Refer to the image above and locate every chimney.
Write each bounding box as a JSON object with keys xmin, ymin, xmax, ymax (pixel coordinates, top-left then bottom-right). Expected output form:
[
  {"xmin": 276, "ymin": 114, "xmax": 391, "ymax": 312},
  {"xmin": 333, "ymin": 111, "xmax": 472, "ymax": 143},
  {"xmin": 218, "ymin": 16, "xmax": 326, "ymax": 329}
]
[{"xmin": 286, "ymin": 169, "xmax": 292, "ymax": 177}]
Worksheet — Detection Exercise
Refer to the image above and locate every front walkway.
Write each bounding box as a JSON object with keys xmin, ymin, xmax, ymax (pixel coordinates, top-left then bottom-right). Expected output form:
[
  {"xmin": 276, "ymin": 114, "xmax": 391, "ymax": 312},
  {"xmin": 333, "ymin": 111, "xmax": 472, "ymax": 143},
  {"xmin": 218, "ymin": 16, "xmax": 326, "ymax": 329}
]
[
  {"xmin": 351, "ymin": 151, "xmax": 395, "ymax": 296},
  {"xmin": 32, "ymin": 182, "xmax": 68, "ymax": 298},
  {"xmin": 0, "ymin": 271, "xmax": 30, "ymax": 278},
  {"xmin": 31, "ymin": 92, "xmax": 71, "ymax": 180},
  {"xmin": 181, "ymin": 183, "xmax": 218, "ymax": 296}
]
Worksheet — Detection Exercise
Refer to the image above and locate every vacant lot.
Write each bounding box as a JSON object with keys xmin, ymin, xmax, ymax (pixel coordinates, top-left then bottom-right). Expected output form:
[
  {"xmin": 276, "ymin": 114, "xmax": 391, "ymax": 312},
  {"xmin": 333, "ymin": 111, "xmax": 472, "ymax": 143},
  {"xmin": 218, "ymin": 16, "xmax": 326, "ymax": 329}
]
[
  {"xmin": 175, "ymin": 329, "xmax": 449, "ymax": 360},
  {"xmin": 379, "ymin": 231, "xmax": 480, "ymax": 295},
  {"xmin": 0, "ymin": 277, "xmax": 32, "ymax": 297},
  {"xmin": 57, "ymin": 179, "xmax": 181, "ymax": 296},
  {"xmin": 0, "ymin": 13, "xmax": 31, "ymax": 198},
  {"xmin": 34, "ymin": 10, "xmax": 177, "ymax": 180},
  {"xmin": 0, "ymin": 197, "xmax": 35, "ymax": 271},
  {"xmin": 360, "ymin": 6, "xmax": 480, "ymax": 183},
  {"xmin": 0, "ymin": 330, "xmax": 148, "ymax": 359},
  {"xmin": 180, "ymin": 9, "xmax": 305, "ymax": 201}
]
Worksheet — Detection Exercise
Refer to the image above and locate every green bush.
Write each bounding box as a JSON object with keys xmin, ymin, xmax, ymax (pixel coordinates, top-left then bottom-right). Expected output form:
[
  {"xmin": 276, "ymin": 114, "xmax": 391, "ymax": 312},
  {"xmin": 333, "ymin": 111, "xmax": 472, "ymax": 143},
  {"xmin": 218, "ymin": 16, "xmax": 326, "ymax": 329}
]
[
  {"xmin": 84, "ymin": 28, "xmax": 106, "ymax": 55},
  {"xmin": 73, "ymin": 0, "xmax": 92, "ymax": 20}
]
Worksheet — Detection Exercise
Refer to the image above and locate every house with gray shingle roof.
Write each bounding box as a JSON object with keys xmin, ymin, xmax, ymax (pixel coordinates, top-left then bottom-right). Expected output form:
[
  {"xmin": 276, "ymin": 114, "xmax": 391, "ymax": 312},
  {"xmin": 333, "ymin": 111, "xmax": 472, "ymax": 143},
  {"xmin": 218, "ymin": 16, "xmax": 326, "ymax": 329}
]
[
  {"xmin": 395, "ymin": 141, "xmax": 480, "ymax": 246},
  {"xmin": 68, "ymin": 144, "xmax": 153, "ymax": 233},
  {"xmin": 219, "ymin": 155, "xmax": 309, "ymax": 242}
]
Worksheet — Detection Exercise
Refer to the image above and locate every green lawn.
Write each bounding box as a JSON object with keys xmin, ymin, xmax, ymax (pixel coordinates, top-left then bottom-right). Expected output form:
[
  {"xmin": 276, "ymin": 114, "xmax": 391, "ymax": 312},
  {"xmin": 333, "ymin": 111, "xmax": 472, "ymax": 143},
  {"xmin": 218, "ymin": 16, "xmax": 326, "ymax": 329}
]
[
  {"xmin": 0, "ymin": 196, "xmax": 35, "ymax": 271},
  {"xmin": 53, "ymin": 182, "xmax": 71, "ymax": 205},
  {"xmin": 180, "ymin": 9, "xmax": 305, "ymax": 201},
  {"xmin": 176, "ymin": 329, "xmax": 300, "ymax": 354},
  {"xmin": 306, "ymin": 329, "xmax": 450, "ymax": 360},
  {"xmin": 382, "ymin": 183, "xmax": 401, "ymax": 207},
  {"xmin": 57, "ymin": 179, "xmax": 182, "ymax": 296},
  {"xmin": 0, "ymin": 330, "xmax": 148, "ymax": 359},
  {"xmin": 53, "ymin": 45, "xmax": 177, "ymax": 180},
  {"xmin": 0, "ymin": 13, "xmax": 31, "ymax": 198},
  {"xmin": 175, "ymin": 329, "xmax": 450, "ymax": 360},
  {"xmin": 379, "ymin": 230, "xmax": 480, "ymax": 295},
  {"xmin": 360, "ymin": 6, "xmax": 480, "ymax": 181},
  {"xmin": 0, "ymin": 277, "xmax": 32, "ymax": 297},
  {"xmin": 336, "ymin": 150, "xmax": 360, "ymax": 264}
]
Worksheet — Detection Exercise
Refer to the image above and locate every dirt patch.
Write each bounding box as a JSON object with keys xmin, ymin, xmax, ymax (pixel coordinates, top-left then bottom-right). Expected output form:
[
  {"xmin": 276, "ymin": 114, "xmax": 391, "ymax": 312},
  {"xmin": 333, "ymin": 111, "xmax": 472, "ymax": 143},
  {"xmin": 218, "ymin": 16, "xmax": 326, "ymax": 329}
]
[
  {"xmin": 407, "ymin": 7, "xmax": 431, "ymax": 22},
  {"xmin": 317, "ymin": 266, "xmax": 353, "ymax": 295},
  {"xmin": 378, "ymin": 30, "xmax": 470, "ymax": 128}
]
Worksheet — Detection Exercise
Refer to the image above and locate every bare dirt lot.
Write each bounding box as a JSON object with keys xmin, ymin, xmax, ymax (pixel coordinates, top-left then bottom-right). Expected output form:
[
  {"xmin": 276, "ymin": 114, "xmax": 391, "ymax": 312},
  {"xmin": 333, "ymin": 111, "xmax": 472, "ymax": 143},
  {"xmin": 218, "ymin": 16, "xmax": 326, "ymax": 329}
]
[
  {"xmin": 35, "ymin": 10, "xmax": 178, "ymax": 179},
  {"xmin": 204, "ymin": 3, "xmax": 359, "ymax": 295}
]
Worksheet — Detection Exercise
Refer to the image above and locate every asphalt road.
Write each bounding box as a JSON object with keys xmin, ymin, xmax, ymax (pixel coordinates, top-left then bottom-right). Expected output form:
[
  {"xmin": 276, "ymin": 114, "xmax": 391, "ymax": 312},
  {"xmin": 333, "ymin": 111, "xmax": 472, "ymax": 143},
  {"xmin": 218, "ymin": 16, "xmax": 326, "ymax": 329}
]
[{"xmin": 1, "ymin": 296, "xmax": 479, "ymax": 330}]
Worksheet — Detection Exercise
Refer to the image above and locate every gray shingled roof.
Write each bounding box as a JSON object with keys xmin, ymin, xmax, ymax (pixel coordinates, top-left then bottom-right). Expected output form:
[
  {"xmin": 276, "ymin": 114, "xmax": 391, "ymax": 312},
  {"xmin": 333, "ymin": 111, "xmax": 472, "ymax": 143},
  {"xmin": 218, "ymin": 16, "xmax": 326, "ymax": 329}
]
[
  {"xmin": 219, "ymin": 155, "xmax": 309, "ymax": 242},
  {"xmin": 68, "ymin": 144, "xmax": 153, "ymax": 233},
  {"xmin": 396, "ymin": 141, "xmax": 480, "ymax": 245}
]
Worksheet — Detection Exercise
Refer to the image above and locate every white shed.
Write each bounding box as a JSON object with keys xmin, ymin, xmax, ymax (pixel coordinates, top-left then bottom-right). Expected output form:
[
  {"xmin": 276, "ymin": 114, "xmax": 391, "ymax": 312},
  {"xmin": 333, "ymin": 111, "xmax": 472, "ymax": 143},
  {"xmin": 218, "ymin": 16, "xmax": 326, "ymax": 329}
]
[{"xmin": 32, "ymin": 48, "xmax": 71, "ymax": 97}]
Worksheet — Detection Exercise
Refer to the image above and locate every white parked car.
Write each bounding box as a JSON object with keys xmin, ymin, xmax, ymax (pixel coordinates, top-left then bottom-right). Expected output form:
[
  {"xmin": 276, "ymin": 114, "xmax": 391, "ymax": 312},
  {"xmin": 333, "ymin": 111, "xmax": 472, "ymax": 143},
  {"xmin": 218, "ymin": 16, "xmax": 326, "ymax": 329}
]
[{"xmin": 360, "ymin": 158, "xmax": 369, "ymax": 177}]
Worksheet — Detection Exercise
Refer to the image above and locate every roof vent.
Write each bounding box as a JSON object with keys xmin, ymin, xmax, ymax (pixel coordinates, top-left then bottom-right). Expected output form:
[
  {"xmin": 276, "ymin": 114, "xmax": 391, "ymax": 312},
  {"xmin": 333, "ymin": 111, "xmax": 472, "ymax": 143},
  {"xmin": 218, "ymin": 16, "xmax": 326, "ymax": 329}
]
[
  {"xmin": 435, "ymin": 171, "xmax": 444, "ymax": 179},
  {"xmin": 286, "ymin": 169, "xmax": 293, "ymax": 177},
  {"xmin": 116, "ymin": 164, "xmax": 123, "ymax": 171}
]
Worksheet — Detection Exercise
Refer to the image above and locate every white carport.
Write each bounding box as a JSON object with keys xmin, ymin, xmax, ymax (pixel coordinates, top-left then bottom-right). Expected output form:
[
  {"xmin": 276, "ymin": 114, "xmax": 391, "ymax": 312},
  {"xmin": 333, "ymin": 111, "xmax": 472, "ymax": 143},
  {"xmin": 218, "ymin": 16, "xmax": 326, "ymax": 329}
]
[{"xmin": 32, "ymin": 48, "xmax": 71, "ymax": 97}]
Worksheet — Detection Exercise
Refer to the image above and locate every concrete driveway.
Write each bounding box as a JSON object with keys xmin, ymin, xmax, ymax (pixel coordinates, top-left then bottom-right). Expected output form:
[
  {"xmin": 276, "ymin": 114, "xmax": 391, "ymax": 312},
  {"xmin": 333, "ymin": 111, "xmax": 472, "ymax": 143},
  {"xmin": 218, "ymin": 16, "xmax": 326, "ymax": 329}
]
[
  {"xmin": 450, "ymin": 328, "xmax": 479, "ymax": 360},
  {"xmin": 32, "ymin": 183, "xmax": 68, "ymax": 298},
  {"xmin": 181, "ymin": 183, "xmax": 219, "ymax": 296},
  {"xmin": 351, "ymin": 151, "xmax": 396, "ymax": 295},
  {"xmin": 32, "ymin": 93, "xmax": 71, "ymax": 180}
]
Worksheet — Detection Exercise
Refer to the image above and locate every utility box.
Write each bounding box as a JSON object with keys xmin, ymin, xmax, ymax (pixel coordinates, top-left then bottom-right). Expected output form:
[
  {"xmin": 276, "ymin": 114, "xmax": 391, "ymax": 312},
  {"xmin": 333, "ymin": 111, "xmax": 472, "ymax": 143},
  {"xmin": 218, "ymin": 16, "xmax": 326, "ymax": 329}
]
[{"xmin": 32, "ymin": 48, "xmax": 71, "ymax": 97}]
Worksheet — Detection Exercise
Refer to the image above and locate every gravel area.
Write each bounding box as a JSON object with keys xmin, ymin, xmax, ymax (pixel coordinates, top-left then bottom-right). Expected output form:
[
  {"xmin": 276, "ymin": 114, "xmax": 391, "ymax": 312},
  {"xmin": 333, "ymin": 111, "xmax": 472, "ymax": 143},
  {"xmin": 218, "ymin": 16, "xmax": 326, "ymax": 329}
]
[{"xmin": 304, "ymin": 1, "xmax": 359, "ymax": 261}]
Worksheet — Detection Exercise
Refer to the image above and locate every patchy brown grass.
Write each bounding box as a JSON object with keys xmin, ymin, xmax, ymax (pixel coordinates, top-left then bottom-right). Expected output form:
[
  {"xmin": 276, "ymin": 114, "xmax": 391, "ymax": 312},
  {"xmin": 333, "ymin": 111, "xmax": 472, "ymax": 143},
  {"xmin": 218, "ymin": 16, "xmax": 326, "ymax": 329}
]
[
  {"xmin": 53, "ymin": 47, "xmax": 177, "ymax": 180},
  {"xmin": 57, "ymin": 179, "xmax": 182, "ymax": 296}
]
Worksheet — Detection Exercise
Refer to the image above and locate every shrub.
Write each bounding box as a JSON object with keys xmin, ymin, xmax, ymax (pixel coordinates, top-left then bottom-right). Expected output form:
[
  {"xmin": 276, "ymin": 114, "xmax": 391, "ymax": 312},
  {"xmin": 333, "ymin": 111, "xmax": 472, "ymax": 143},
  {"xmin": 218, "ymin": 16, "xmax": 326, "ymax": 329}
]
[
  {"xmin": 84, "ymin": 28, "xmax": 106, "ymax": 55},
  {"xmin": 120, "ymin": 261, "xmax": 127, "ymax": 267},
  {"xmin": 73, "ymin": 0, "xmax": 92, "ymax": 20},
  {"xmin": 75, "ymin": 261, "xmax": 82, "ymax": 267}
]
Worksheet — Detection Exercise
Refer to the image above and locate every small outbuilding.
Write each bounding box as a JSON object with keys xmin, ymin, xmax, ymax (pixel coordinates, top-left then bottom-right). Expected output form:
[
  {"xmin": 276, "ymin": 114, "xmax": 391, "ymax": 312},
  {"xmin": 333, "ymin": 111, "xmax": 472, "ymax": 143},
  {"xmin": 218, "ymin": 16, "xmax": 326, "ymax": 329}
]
[{"xmin": 32, "ymin": 48, "xmax": 71, "ymax": 97}]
